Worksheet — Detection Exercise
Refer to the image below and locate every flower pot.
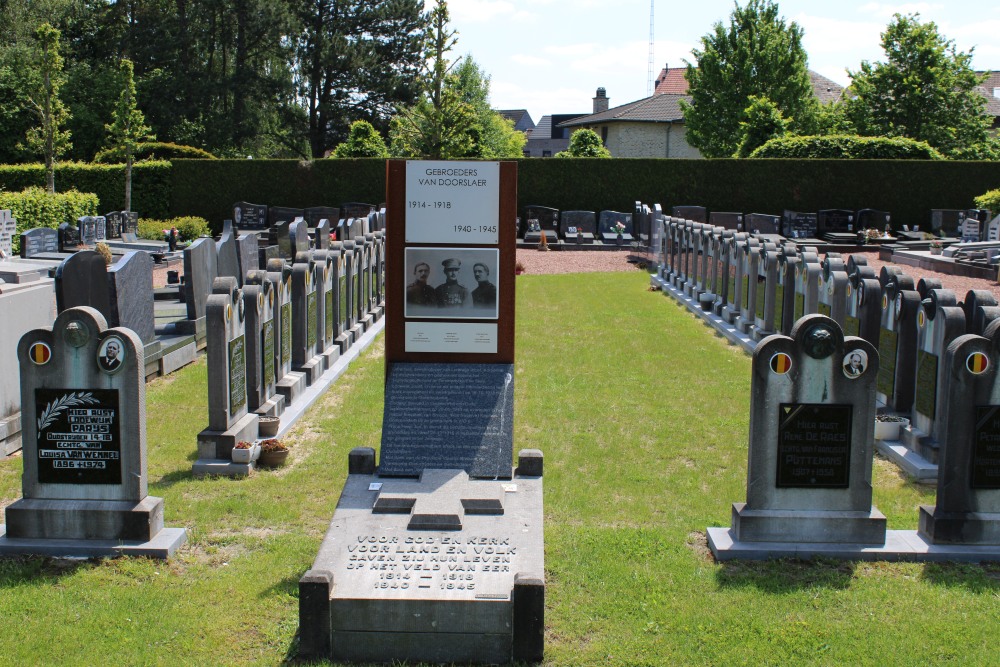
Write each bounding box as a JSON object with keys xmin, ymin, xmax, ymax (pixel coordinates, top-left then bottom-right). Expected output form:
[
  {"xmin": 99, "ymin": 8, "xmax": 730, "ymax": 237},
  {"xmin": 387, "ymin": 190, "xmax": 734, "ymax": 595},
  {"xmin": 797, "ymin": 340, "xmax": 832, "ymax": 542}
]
[
  {"xmin": 257, "ymin": 449, "xmax": 289, "ymax": 468},
  {"xmin": 930, "ymin": 248, "xmax": 942, "ymax": 255},
  {"xmin": 231, "ymin": 442, "xmax": 260, "ymax": 463},
  {"xmin": 874, "ymin": 417, "xmax": 909, "ymax": 441},
  {"xmin": 258, "ymin": 416, "xmax": 280, "ymax": 438}
]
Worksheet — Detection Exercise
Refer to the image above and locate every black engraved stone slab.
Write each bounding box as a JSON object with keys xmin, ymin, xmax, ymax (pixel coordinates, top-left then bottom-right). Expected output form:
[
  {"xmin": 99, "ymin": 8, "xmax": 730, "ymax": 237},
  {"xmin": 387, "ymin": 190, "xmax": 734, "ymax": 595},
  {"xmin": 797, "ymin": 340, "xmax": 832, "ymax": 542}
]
[
  {"xmin": 915, "ymin": 350, "xmax": 938, "ymax": 419},
  {"xmin": 20, "ymin": 227, "xmax": 59, "ymax": 258},
  {"xmin": 229, "ymin": 334, "xmax": 247, "ymax": 414},
  {"xmin": 380, "ymin": 363, "xmax": 515, "ymax": 479},
  {"xmin": 971, "ymin": 406, "xmax": 1000, "ymax": 489},
  {"xmin": 776, "ymin": 403, "xmax": 853, "ymax": 488},
  {"xmin": 877, "ymin": 328, "xmax": 898, "ymax": 397},
  {"xmin": 58, "ymin": 223, "xmax": 80, "ymax": 252},
  {"xmin": 35, "ymin": 388, "xmax": 122, "ymax": 485},
  {"xmin": 262, "ymin": 319, "xmax": 275, "ymax": 386},
  {"xmin": 235, "ymin": 202, "xmax": 268, "ymax": 229},
  {"xmin": 307, "ymin": 291, "xmax": 318, "ymax": 348},
  {"xmin": 281, "ymin": 302, "xmax": 292, "ymax": 364},
  {"xmin": 782, "ymin": 211, "xmax": 818, "ymax": 239},
  {"xmin": 105, "ymin": 211, "xmax": 122, "ymax": 239}
]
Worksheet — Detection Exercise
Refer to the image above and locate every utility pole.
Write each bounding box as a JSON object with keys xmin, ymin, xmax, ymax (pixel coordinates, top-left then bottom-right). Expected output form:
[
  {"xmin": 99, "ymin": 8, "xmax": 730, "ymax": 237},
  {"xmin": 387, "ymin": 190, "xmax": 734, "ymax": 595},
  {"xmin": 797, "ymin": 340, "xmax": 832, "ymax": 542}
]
[{"xmin": 646, "ymin": 0, "xmax": 655, "ymax": 96}]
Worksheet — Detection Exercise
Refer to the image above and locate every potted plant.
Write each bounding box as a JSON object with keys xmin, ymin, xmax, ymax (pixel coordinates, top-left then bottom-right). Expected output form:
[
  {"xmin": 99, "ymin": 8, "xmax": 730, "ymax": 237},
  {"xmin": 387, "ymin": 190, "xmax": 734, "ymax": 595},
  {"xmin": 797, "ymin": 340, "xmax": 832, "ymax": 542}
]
[
  {"xmin": 258, "ymin": 415, "xmax": 280, "ymax": 438},
  {"xmin": 874, "ymin": 414, "xmax": 909, "ymax": 440},
  {"xmin": 929, "ymin": 239, "xmax": 944, "ymax": 255},
  {"xmin": 257, "ymin": 438, "xmax": 290, "ymax": 467},
  {"xmin": 231, "ymin": 440, "xmax": 260, "ymax": 463},
  {"xmin": 614, "ymin": 221, "xmax": 626, "ymax": 243}
]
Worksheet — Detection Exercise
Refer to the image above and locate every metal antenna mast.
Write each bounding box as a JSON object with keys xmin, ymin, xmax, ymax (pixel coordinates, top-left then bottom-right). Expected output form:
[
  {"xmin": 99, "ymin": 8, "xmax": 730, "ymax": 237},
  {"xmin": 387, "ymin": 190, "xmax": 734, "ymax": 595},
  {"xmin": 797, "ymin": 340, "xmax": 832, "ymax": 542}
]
[{"xmin": 646, "ymin": 0, "xmax": 655, "ymax": 96}]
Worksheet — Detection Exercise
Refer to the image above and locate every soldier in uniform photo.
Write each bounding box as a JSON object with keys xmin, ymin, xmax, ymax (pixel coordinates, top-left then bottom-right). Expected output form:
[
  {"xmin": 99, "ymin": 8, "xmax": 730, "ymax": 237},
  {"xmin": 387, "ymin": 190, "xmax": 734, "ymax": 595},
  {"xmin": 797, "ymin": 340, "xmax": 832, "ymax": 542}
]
[
  {"xmin": 435, "ymin": 258, "xmax": 468, "ymax": 308},
  {"xmin": 406, "ymin": 262, "xmax": 436, "ymax": 305},
  {"xmin": 471, "ymin": 262, "xmax": 496, "ymax": 308},
  {"xmin": 98, "ymin": 337, "xmax": 124, "ymax": 372}
]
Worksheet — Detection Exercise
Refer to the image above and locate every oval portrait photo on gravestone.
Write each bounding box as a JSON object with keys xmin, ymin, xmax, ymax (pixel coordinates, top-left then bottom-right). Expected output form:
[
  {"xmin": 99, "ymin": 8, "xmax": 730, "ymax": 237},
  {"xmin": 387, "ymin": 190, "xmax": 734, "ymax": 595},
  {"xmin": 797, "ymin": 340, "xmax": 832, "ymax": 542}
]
[
  {"xmin": 843, "ymin": 349, "xmax": 868, "ymax": 378},
  {"xmin": 97, "ymin": 335, "xmax": 126, "ymax": 374},
  {"xmin": 404, "ymin": 247, "xmax": 499, "ymax": 320}
]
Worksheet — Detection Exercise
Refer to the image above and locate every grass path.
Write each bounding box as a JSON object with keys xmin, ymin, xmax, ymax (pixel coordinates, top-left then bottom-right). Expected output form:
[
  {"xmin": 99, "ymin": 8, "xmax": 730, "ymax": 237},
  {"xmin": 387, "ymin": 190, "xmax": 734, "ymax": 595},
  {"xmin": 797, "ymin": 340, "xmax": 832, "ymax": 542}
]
[{"xmin": 0, "ymin": 270, "xmax": 996, "ymax": 665}]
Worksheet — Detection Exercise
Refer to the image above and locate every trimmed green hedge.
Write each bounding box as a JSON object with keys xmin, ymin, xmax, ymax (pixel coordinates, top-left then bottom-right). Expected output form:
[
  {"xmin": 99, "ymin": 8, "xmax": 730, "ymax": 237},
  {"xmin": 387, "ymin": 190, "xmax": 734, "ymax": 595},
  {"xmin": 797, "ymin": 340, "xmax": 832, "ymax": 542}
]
[
  {"xmin": 750, "ymin": 135, "xmax": 944, "ymax": 160},
  {"xmin": 0, "ymin": 162, "xmax": 172, "ymax": 218},
  {"xmin": 137, "ymin": 216, "xmax": 211, "ymax": 241},
  {"xmin": 0, "ymin": 187, "xmax": 99, "ymax": 253},
  {"xmin": 94, "ymin": 142, "xmax": 216, "ymax": 163}
]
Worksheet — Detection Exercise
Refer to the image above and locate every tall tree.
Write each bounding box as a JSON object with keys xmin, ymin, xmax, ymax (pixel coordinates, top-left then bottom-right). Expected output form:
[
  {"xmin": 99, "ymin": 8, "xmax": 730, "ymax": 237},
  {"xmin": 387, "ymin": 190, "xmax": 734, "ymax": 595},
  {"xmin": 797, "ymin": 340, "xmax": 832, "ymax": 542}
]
[
  {"xmin": 451, "ymin": 57, "xmax": 526, "ymax": 158},
  {"xmin": 681, "ymin": 0, "xmax": 816, "ymax": 158},
  {"xmin": 22, "ymin": 23, "xmax": 72, "ymax": 193},
  {"xmin": 734, "ymin": 95, "xmax": 790, "ymax": 158},
  {"xmin": 843, "ymin": 13, "xmax": 991, "ymax": 157},
  {"xmin": 294, "ymin": 0, "xmax": 426, "ymax": 158},
  {"xmin": 105, "ymin": 58, "xmax": 154, "ymax": 211}
]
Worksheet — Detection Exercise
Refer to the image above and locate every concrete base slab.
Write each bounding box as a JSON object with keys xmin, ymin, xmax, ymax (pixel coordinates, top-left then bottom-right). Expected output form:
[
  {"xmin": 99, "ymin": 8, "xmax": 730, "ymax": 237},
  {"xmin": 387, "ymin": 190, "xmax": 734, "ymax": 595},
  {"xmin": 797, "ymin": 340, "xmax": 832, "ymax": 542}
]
[
  {"xmin": 158, "ymin": 339, "xmax": 197, "ymax": 375},
  {"xmin": 275, "ymin": 371, "xmax": 307, "ymax": 405},
  {"xmin": 5, "ymin": 496, "xmax": 166, "ymax": 541},
  {"xmin": 255, "ymin": 394, "xmax": 286, "ymax": 418},
  {"xmin": 320, "ymin": 345, "xmax": 341, "ymax": 370},
  {"xmin": 293, "ymin": 357, "xmax": 324, "ymax": 386},
  {"xmin": 707, "ymin": 526, "xmax": 1000, "ymax": 562},
  {"xmin": 731, "ymin": 502, "xmax": 887, "ymax": 544},
  {"xmin": 661, "ymin": 282, "xmax": 756, "ymax": 354},
  {"xmin": 0, "ymin": 525, "xmax": 187, "ymax": 559},
  {"xmin": 919, "ymin": 506, "xmax": 1000, "ymax": 545},
  {"xmin": 875, "ymin": 438, "xmax": 937, "ymax": 483},
  {"xmin": 191, "ymin": 459, "xmax": 254, "ymax": 478},
  {"xmin": 196, "ymin": 412, "xmax": 260, "ymax": 460},
  {"xmin": 173, "ymin": 316, "xmax": 206, "ymax": 337}
]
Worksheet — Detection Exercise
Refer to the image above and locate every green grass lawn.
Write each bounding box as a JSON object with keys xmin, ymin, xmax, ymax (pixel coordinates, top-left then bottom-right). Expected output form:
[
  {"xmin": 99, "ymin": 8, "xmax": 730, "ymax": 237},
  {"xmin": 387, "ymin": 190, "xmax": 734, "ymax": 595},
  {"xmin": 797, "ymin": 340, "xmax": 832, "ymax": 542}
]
[{"xmin": 0, "ymin": 270, "xmax": 997, "ymax": 666}]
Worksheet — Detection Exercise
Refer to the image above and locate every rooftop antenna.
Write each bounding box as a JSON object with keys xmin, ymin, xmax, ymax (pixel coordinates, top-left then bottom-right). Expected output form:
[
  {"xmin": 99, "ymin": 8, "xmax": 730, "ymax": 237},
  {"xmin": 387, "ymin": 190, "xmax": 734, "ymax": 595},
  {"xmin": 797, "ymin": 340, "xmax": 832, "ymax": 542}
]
[{"xmin": 646, "ymin": 0, "xmax": 655, "ymax": 96}]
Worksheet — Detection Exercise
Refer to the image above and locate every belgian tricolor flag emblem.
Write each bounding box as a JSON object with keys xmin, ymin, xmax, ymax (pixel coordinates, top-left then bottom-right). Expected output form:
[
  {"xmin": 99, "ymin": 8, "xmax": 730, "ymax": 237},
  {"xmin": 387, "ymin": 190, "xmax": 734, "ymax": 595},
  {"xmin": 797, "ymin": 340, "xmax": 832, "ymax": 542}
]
[
  {"xmin": 28, "ymin": 342, "xmax": 51, "ymax": 365},
  {"xmin": 770, "ymin": 352, "xmax": 792, "ymax": 375},
  {"xmin": 967, "ymin": 352, "xmax": 989, "ymax": 375}
]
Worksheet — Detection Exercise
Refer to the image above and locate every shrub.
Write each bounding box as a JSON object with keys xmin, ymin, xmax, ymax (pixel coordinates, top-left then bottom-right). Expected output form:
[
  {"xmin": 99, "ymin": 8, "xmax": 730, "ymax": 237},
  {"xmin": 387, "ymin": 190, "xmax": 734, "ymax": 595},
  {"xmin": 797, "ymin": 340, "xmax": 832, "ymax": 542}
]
[
  {"xmin": 94, "ymin": 142, "xmax": 216, "ymax": 163},
  {"xmin": 331, "ymin": 121, "xmax": 389, "ymax": 158},
  {"xmin": 974, "ymin": 188, "xmax": 1000, "ymax": 215},
  {"xmin": 556, "ymin": 129, "xmax": 612, "ymax": 158},
  {"xmin": 749, "ymin": 134, "xmax": 944, "ymax": 160},
  {"xmin": 138, "ymin": 216, "xmax": 211, "ymax": 241},
  {"xmin": 0, "ymin": 187, "xmax": 99, "ymax": 253}
]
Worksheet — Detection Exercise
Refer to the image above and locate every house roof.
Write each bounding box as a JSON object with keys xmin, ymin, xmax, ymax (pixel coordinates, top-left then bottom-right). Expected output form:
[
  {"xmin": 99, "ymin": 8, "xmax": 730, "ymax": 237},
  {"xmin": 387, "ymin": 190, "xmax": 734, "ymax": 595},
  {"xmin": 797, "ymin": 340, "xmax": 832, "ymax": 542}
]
[
  {"xmin": 498, "ymin": 109, "xmax": 535, "ymax": 132},
  {"xmin": 650, "ymin": 64, "xmax": 846, "ymax": 103},
  {"xmin": 558, "ymin": 94, "xmax": 689, "ymax": 127},
  {"xmin": 975, "ymin": 71, "xmax": 1000, "ymax": 119}
]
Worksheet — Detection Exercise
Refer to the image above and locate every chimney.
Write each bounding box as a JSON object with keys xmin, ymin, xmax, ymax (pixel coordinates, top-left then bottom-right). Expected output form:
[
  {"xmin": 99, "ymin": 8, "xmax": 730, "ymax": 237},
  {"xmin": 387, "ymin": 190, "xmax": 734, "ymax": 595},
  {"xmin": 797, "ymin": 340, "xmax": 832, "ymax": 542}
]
[{"xmin": 593, "ymin": 87, "xmax": 609, "ymax": 114}]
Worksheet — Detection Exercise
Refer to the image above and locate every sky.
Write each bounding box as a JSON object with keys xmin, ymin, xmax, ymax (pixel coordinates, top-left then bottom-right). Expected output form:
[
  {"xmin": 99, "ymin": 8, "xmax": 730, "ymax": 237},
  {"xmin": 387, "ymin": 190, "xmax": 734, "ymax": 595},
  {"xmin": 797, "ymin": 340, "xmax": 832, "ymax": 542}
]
[{"xmin": 438, "ymin": 1, "xmax": 1000, "ymax": 124}]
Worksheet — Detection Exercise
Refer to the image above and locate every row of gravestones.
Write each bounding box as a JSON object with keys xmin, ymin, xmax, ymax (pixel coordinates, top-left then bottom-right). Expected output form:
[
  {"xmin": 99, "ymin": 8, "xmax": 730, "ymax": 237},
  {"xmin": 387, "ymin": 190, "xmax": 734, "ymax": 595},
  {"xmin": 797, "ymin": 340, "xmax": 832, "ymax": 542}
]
[
  {"xmin": 48, "ymin": 213, "xmax": 141, "ymax": 255},
  {"xmin": 232, "ymin": 201, "xmax": 382, "ymax": 235},
  {"xmin": 517, "ymin": 205, "xmax": 637, "ymax": 246},
  {"xmin": 657, "ymin": 216, "xmax": 1000, "ymax": 479},
  {"xmin": 706, "ymin": 310, "xmax": 1000, "ymax": 558},
  {"xmin": 193, "ymin": 217, "xmax": 386, "ymax": 475},
  {"xmin": 666, "ymin": 205, "xmax": 894, "ymax": 240}
]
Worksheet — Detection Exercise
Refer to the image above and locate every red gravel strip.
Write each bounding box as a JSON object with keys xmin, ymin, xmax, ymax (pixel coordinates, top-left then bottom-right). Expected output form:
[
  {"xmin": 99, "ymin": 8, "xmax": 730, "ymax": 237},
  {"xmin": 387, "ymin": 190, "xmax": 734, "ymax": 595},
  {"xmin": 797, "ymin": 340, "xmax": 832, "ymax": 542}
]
[
  {"xmin": 515, "ymin": 249, "xmax": 640, "ymax": 275},
  {"xmin": 839, "ymin": 250, "xmax": 1000, "ymax": 301}
]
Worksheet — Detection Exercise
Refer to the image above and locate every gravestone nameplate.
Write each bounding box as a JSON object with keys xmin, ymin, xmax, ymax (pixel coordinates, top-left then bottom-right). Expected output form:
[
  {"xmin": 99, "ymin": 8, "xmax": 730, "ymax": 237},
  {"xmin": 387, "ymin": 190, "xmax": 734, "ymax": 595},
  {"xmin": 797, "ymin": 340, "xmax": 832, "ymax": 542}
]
[
  {"xmin": 234, "ymin": 202, "xmax": 268, "ymax": 230},
  {"xmin": 20, "ymin": 227, "xmax": 59, "ymax": 259}
]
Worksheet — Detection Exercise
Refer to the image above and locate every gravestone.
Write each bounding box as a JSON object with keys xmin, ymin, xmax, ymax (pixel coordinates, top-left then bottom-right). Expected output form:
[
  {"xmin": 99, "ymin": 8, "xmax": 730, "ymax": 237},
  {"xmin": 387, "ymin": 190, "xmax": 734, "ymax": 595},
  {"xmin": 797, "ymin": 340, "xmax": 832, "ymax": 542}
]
[
  {"xmin": 782, "ymin": 210, "xmax": 818, "ymax": 239},
  {"xmin": 988, "ymin": 215, "xmax": 1000, "ymax": 242},
  {"xmin": 179, "ymin": 237, "xmax": 219, "ymax": 336},
  {"xmin": 243, "ymin": 271, "xmax": 283, "ymax": 416},
  {"xmin": 817, "ymin": 209, "xmax": 855, "ymax": 234},
  {"xmin": 905, "ymin": 290, "xmax": 967, "ymax": 464},
  {"xmin": 330, "ymin": 242, "xmax": 350, "ymax": 353},
  {"xmin": 961, "ymin": 216, "xmax": 982, "ymax": 243},
  {"xmin": 58, "ymin": 222, "xmax": 81, "ymax": 253},
  {"xmin": 816, "ymin": 264, "xmax": 849, "ymax": 329},
  {"xmin": 842, "ymin": 276, "xmax": 882, "ymax": 349},
  {"xmin": 672, "ymin": 205, "xmax": 707, "ymax": 223},
  {"xmin": 289, "ymin": 219, "xmax": 312, "ymax": 258},
  {"xmin": 216, "ymin": 219, "xmax": 243, "ymax": 285},
  {"xmin": 708, "ymin": 315, "xmax": 886, "ymax": 557},
  {"xmin": 266, "ymin": 259, "xmax": 305, "ymax": 405},
  {"xmin": 752, "ymin": 244, "xmax": 780, "ymax": 341},
  {"xmin": 268, "ymin": 206, "xmax": 305, "ymax": 227},
  {"xmin": 237, "ymin": 230, "xmax": 259, "ymax": 280},
  {"xmin": 721, "ymin": 233, "xmax": 747, "ymax": 323},
  {"xmin": 709, "ymin": 211, "xmax": 743, "ymax": 231},
  {"xmin": 712, "ymin": 230, "xmax": 735, "ymax": 316},
  {"xmin": 559, "ymin": 211, "xmax": 597, "ymax": 245},
  {"xmin": 304, "ymin": 206, "xmax": 339, "ymax": 229},
  {"xmin": 735, "ymin": 235, "xmax": 761, "ymax": 334},
  {"xmin": 791, "ymin": 256, "xmax": 822, "ymax": 324},
  {"xmin": 930, "ymin": 209, "xmax": 964, "ymax": 235},
  {"xmin": 340, "ymin": 202, "xmax": 376, "ymax": 221},
  {"xmin": 340, "ymin": 240, "xmax": 357, "ymax": 348},
  {"xmin": 94, "ymin": 216, "xmax": 107, "ymax": 242},
  {"xmin": 104, "ymin": 211, "xmax": 123, "ymax": 239},
  {"xmin": 962, "ymin": 290, "xmax": 998, "ymax": 335},
  {"xmin": 919, "ymin": 321, "xmax": 1000, "ymax": 544},
  {"xmin": 234, "ymin": 202, "xmax": 268, "ymax": 230},
  {"xmin": 272, "ymin": 219, "xmax": 294, "ymax": 259},
  {"xmin": 875, "ymin": 272, "xmax": 920, "ymax": 416},
  {"xmin": 291, "ymin": 256, "xmax": 323, "ymax": 385},
  {"xmin": 856, "ymin": 209, "xmax": 891, "ymax": 231},
  {"xmin": 299, "ymin": 160, "xmax": 543, "ymax": 665},
  {"xmin": 746, "ymin": 213, "xmax": 780, "ymax": 235},
  {"xmin": 54, "ymin": 251, "xmax": 113, "ymax": 321},
  {"xmin": 1, "ymin": 211, "xmax": 18, "ymax": 260},
  {"xmin": 522, "ymin": 205, "xmax": 559, "ymax": 242},
  {"xmin": 121, "ymin": 211, "xmax": 139, "ymax": 241},
  {"xmin": 776, "ymin": 250, "xmax": 800, "ymax": 335},
  {"xmin": 0, "ymin": 307, "xmax": 187, "ymax": 557},
  {"xmin": 194, "ymin": 277, "xmax": 260, "ymax": 475},
  {"xmin": 314, "ymin": 218, "xmax": 331, "ymax": 250},
  {"xmin": 107, "ymin": 251, "xmax": 155, "ymax": 345},
  {"xmin": 314, "ymin": 251, "xmax": 338, "ymax": 368},
  {"xmin": 598, "ymin": 211, "xmax": 633, "ymax": 245},
  {"xmin": 79, "ymin": 216, "xmax": 97, "ymax": 246},
  {"xmin": 19, "ymin": 227, "xmax": 59, "ymax": 259}
]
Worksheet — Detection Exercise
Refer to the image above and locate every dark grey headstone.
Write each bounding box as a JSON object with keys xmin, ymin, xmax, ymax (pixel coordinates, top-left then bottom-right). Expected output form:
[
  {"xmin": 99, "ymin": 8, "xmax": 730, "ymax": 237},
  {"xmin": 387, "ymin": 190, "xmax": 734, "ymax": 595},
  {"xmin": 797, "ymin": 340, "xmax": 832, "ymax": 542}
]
[
  {"xmin": 560, "ymin": 211, "xmax": 596, "ymax": 236},
  {"xmin": 268, "ymin": 206, "xmax": 304, "ymax": 227},
  {"xmin": 54, "ymin": 251, "xmax": 112, "ymax": 319},
  {"xmin": 746, "ymin": 213, "xmax": 780, "ymax": 235},
  {"xmin": 340, "ymin": 202, "xmax": 376, "ymax": 220},
  {"xmin": 79, "ymin": 217, "xmax": 97, "ymax": 246},
  {"xmin": 183, "ymin": 237, "xmax": 219, "ymax": 321},
  {"xmin": 58, "ymin": 223, "xmax": 81, "ymax": 253},
  {"xmin": 818, "ymin": 209, "xmax": 855, "ymax": 234},
  {"xmin": 289, "ymin": 219, "xmax": 311, "ymax": 256},
  {"xmin": 379, "ymin": 363, "xmax": 515, "ymax": 479},
  {"xmin": 672, "ymin": 206, "xmax": 707, "ymax": 222},
  {"xmin": 234, "ymin": 202, "xmax": 268, "ymax": 229},
  {"xmin": 104, "ymin": 211, "xmax": 123, "ymax": 239},
  {"xmin": 782, "ymin": 210, "xmax": 818, "ymax": 239},
  {"xmin": 304, "ymin": 206, "xmax": 339, "ymax": 228},
  {"xmin": 274, "ymin": 219, "xmax": 293, "ymax": 259},
  {"xmin": 709, "ymin": 212, "xmax": 743, "ymax": 231},
  {"xmin": 122, "ymin": 211, "xmax": 138, "ymax": 236},
  {"xmin": 0, "ymin": 210, "xmax": 14, "ymax": 260},
  {"xmin": 107, "ymin": 251, "xmax": 155, "ymax": 343},
  {"xmin": 523, "ymin": 205, "xmax": 558, "ymax": 238},
  {"xmin": 216, "ymin": 219, "xmax": 242, "ymax": 285},
  {"xmin": 20, "ymin": 227, "xmax": 59, "ymax": 259},
  {"xmin": 95, "ymin": 216, "xmax": 107, "ymax": 242},
  {"xmin": 315, "ymin": 219, "xmax": 331, "ymax": 250}
]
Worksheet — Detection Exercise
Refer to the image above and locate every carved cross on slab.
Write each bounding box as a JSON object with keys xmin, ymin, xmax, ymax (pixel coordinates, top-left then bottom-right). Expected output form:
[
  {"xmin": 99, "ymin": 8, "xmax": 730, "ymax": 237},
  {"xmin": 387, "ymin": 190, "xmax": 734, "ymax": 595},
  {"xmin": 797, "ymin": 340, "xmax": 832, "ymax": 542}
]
[
  {"xmin": 0, "ymin": 209, "xmax": 16, "ymax": 261},
  {"xmin": 372, "ymin": 469, "xmax": 504, "ymax": 531}
]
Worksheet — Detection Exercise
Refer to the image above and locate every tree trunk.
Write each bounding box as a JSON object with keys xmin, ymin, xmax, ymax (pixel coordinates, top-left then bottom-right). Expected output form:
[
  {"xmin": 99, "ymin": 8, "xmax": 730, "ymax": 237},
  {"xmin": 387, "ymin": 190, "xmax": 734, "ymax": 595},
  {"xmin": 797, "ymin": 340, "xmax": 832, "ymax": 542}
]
[{"xmin": 125, "ymin": 154, "xmax": 133, "ymax": 212}]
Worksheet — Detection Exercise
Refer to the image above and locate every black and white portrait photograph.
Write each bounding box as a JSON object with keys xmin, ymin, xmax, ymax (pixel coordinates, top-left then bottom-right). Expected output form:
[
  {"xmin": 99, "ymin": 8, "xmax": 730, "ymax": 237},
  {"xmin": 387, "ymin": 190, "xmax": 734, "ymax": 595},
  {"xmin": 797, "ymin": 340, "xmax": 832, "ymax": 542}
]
[
  {"xmin": 97, "ymin": 335, "xmax": 126, "ymax": 374},
  {"xmin": 842, "ymin": 349, "xmax": 867, "ymax": 378},
  {"xmin": 404, "ymin": 247, "xmax": 499, "ymax": 320}
]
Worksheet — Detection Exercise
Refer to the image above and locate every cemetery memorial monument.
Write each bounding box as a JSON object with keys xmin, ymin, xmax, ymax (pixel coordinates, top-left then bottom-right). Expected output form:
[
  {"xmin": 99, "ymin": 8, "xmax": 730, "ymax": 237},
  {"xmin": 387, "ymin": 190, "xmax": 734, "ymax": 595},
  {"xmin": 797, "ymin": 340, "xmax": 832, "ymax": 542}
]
[
  {"xmin": 299, "ymin": 160, "xmax": 544, "ymax": 664},
  {"xmin": 0, "ymin": 307, "xmax": 187, "ymax": 557}
]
